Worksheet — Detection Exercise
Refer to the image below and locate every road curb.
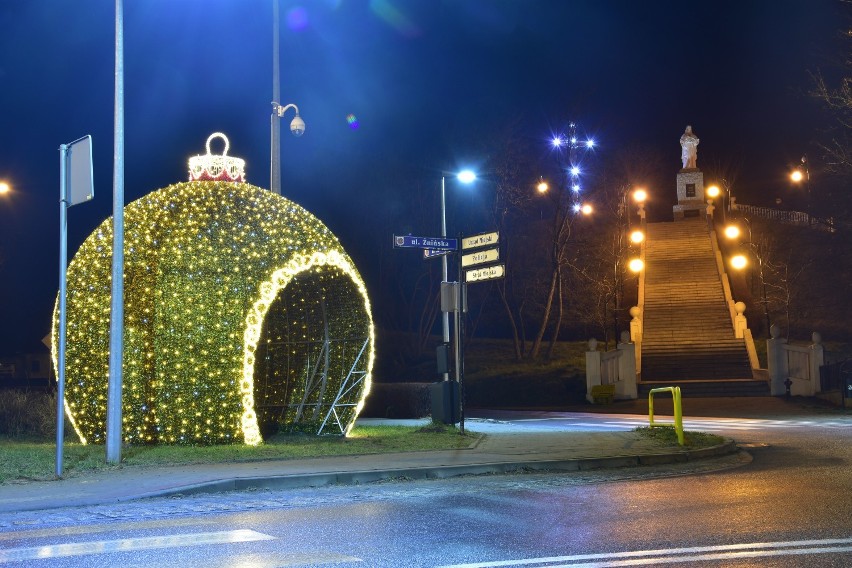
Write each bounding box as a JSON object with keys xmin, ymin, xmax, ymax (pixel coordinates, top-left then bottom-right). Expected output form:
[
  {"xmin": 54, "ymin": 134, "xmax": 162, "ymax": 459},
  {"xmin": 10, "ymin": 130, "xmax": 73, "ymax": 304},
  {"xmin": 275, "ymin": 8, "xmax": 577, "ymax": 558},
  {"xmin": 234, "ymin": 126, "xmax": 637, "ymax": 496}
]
[{"xmin": 147, "ymin": 439, "xmax": 740, "ymax": 500}]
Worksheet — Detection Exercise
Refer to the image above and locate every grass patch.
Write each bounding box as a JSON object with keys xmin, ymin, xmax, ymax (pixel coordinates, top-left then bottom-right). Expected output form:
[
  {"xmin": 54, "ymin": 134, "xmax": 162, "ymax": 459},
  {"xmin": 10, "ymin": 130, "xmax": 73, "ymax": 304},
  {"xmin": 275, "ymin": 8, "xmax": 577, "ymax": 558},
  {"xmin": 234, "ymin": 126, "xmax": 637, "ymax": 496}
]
[
  {"xmin": 633, "ymin": 426, "xmax": 725, "ymax": 448},
  {"xmin": 0, "ymin": 425, "xmax": 477, "ymax": 485}
]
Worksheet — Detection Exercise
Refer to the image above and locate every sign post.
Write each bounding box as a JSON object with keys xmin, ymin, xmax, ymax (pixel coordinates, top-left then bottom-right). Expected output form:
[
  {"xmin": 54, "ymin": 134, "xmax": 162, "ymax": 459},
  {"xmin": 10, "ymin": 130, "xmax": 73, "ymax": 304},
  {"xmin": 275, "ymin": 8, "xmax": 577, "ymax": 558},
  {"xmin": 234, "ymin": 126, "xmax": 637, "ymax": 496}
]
[
  {"xmin": 57, "ymin": 135, "xmax": 94, "ymax": 478},
  {"xmin": 457, "ymin": 231, "xmax": 504, "ymax": 434}
]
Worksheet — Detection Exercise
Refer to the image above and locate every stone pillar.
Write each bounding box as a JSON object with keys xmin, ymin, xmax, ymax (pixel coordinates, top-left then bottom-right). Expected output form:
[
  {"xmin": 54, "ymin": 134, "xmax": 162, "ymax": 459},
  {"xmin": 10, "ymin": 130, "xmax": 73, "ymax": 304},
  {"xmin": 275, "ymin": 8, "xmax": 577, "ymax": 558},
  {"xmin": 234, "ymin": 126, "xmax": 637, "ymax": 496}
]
[
  {"xmin": 767, "ymin": 324, "xmax": 788, "ymax": 396},
  {"xmin": 810, "ymin": 332, "xmax": 824, "ymax": 395},
  {"xmin": 617, "ymin": 331, "xmax": 638, "ymax": 400},
  {"xmin": 734, "ymin": 302, "xmax": 747, "ymax": 339},
  {"xmin": 585, "ymin": 338, "xmax": 601, "ymax": 404},
  {"xmin": 629, "ymin": 306, "xmax": 642, "ymax": 343},
  {"xmin": 629, "ymin": 306, "xmax": 642, "ymax": 374}
]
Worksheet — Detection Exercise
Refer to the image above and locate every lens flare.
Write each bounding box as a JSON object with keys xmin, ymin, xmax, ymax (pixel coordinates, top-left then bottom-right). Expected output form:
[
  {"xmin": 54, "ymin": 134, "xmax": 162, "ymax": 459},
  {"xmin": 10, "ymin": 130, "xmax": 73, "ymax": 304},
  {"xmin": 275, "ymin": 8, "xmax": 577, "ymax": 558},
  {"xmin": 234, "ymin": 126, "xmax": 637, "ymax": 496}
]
[
  {"xmin": 286, "ymin": 7, "xmax": 309, "ymax": 31},
  {"xmin": 346, "ymin": 114, "xmax": 360, "ymax": 129}
]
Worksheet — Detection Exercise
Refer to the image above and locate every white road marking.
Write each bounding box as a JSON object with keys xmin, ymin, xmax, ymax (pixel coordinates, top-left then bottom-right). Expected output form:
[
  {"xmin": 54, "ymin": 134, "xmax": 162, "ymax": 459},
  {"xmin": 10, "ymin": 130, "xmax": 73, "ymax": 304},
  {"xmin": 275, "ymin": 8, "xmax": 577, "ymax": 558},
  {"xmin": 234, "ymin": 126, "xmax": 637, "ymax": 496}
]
[
  {"xmin": 436, "ymin": 536, "xmax": 852, "ymax": 567},
  {"xmin": 118, "ymin": 551, "xmax": 362, "ymax": 568},
  {"xmin": 0, "ymin": 529, "xmax": 274, "ymax": 563}
]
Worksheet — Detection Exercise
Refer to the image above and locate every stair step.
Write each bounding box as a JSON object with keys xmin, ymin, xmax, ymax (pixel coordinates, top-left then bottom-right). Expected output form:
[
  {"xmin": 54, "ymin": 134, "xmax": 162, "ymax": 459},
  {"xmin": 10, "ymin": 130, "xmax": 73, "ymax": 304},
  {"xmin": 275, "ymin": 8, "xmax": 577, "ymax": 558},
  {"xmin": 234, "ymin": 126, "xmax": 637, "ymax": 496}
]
[{"xmin": 639, "ymin": 219, "xmax": 755, "ymax": 386}]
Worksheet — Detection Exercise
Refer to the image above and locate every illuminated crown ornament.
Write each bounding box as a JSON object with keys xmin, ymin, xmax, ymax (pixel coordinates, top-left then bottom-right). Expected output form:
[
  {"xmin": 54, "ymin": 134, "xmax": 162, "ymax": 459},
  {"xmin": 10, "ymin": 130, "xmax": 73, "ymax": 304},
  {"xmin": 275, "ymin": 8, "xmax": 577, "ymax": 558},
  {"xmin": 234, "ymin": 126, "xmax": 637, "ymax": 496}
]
[{"xmin": 188, "ymin": 132, "xmax": 246, "ymax": 182}]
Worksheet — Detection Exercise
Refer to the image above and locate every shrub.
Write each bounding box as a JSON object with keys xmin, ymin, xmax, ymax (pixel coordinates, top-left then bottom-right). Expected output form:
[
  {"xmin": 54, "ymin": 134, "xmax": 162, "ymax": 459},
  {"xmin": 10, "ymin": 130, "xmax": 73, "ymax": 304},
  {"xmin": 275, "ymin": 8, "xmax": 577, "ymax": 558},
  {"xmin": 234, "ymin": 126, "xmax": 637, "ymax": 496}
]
[{"xmin": 0, "ymin": 390, "xmax": 59, "ymax": 440}]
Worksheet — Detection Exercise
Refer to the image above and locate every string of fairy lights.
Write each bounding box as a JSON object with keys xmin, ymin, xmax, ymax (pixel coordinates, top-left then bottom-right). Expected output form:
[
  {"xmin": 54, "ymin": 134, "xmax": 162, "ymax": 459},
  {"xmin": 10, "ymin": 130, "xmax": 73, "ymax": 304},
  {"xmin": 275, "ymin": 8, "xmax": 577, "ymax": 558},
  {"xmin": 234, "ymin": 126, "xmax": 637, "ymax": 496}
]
[{"xmin": 53, "ymin": 136, "xmax": 374, "ymax": 446}]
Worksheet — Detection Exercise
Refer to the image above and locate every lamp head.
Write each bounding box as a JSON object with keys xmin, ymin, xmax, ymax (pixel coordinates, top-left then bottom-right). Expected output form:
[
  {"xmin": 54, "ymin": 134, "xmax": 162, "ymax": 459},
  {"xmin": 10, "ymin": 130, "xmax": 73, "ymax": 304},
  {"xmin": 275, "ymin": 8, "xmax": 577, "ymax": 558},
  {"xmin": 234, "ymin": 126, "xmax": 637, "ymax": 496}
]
[
  {"xmin": 724, "ymin": 225, "xmax": 741, "ymax": 240},
  {"xmin": 457, "ymin": 170, "xmax": 477, "ymax": 184},
  {"xmin": 629, "ymin": 230, "xmax": 645, "ymax": 244},
  {"xmin": 628, "ymin": 258, "xmax": 644, "ymax": 273}
]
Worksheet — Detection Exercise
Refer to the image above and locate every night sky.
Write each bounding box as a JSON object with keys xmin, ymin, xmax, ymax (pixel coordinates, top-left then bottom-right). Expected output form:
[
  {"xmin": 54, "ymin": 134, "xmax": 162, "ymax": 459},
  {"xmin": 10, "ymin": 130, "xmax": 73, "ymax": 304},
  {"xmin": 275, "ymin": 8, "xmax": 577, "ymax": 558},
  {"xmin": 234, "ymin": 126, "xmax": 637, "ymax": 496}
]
[{"xmin": 0, "ymin": 0, "xmax": 843, "ymax": 354}]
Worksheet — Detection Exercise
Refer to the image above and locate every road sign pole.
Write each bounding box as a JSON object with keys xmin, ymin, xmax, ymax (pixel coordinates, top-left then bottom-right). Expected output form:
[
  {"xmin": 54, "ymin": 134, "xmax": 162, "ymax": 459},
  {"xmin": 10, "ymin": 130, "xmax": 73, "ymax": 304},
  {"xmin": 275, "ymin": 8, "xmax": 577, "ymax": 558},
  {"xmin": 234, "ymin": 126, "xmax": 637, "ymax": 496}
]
[{"xmin": 56, "ymin": 145, "xmax": 69, "ymax": 479}]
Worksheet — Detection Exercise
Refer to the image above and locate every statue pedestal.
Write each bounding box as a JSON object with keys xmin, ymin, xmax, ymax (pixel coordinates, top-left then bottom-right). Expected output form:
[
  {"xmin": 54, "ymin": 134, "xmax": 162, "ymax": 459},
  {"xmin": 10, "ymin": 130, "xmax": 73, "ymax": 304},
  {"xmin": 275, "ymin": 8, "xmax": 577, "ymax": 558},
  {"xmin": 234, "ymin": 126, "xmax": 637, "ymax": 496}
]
[{"xmin": 672, "ymin": 168, "xmax": 705, "ymax": 220}]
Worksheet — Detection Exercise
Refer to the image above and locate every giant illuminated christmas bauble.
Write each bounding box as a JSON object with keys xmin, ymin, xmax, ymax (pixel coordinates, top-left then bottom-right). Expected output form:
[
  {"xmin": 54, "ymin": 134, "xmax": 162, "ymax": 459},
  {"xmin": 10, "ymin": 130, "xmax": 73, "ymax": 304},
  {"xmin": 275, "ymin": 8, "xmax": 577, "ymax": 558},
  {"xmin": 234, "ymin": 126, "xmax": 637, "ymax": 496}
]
[{"xmin": 53, "ymin": 134, "xmax": 374, "ymax": 445}]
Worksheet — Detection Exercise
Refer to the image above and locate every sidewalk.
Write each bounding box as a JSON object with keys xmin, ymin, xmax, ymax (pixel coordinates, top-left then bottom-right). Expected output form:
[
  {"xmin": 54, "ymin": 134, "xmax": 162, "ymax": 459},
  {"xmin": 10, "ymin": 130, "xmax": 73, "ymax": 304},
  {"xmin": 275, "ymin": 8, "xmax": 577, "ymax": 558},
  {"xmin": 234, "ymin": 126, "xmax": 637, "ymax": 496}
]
[{"xmin": 0, "ymin": 407, "xmax": 746, "ymax": 514}]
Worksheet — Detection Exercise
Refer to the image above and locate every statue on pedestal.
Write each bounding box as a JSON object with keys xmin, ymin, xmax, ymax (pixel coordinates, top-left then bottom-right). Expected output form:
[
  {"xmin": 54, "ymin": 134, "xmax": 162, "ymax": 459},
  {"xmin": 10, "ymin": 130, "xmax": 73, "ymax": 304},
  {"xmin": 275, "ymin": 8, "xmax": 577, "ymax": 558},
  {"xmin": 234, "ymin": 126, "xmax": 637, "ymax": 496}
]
[{"xmin": 680, "ymin": 125, "xmax": 699, "ymax": 169}]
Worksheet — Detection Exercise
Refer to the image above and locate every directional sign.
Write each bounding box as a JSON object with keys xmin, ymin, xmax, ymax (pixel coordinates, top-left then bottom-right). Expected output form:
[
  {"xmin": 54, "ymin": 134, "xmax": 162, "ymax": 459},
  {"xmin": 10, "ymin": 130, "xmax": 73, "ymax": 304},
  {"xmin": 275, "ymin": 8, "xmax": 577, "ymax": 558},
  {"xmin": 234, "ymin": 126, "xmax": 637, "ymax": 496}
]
[
  {"xmin": 394, "ymin": 235, "xmax": 458, "ymax": 250},
  {"xmin": 466, "ymin": 263, "xmax": 505, "ymax": 283},
  {"xmin": 424, "ymin": 248, "xmax": 452, "ymax": 259},
  {"xmin": 462, "ymin": 231, "xmax": 499, "ymax": 250},
  {"xmin": 462, "ymin": 247, "xmax": 499, "ymax": 268}
]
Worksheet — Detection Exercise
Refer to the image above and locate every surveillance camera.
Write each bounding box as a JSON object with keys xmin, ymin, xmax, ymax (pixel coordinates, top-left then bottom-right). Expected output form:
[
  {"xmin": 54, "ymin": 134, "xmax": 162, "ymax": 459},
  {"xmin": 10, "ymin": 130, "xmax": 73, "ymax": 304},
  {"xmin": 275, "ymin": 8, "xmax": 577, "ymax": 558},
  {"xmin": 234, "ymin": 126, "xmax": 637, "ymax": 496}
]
[{"xmin": 290, "ymin": 116, "xmax": 305, "ymax": 137}]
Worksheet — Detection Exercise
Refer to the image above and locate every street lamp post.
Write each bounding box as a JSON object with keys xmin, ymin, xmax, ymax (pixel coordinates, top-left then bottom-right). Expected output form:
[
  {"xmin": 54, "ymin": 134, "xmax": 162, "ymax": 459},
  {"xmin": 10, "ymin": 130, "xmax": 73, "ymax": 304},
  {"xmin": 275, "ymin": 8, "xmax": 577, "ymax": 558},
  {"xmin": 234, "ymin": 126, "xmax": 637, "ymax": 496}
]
[
  {"xmin": 725, "ymin": 219, "xmax": 771, "ymax": 333},
  {"xmin": 614, "ymin": 187, "xmax": 646, "ymax": 343},
  {"xmin": 438, "ymin": 171, "xmax": 476, "ymax": 430}
]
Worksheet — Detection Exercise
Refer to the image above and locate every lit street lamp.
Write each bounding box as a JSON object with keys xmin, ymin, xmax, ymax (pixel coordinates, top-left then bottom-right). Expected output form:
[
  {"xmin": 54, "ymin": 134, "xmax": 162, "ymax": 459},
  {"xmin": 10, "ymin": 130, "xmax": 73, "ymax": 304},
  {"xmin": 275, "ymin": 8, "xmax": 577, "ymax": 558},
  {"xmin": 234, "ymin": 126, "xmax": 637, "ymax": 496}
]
[
  {"xmin": 551, "ymin": 122, "xmax": 596, "ymax": 210},
  {"xmin": 629, "ymin": 229, "xmax": 645, "ymax": 244},
  {"xmin": 628, "ymin": 257, "xmax": 644, "ymax": 273},
  {"xmin": 439, "ymin": 170, "xmax": 477, "ymax": 380},
  {"xmin": 789, "ymin": 154, "xmax": 810, "ymax": 223},
  {"xmin": 437, "ymin": 170, "xmax": 477, "ymax": 433},
  {"xmin": 706, "ymin": 179, "xmax": 734, "ymax": 224},
  {"xmin": 0, "ymin": 181, "xmax": 10, "ymax": 195}
]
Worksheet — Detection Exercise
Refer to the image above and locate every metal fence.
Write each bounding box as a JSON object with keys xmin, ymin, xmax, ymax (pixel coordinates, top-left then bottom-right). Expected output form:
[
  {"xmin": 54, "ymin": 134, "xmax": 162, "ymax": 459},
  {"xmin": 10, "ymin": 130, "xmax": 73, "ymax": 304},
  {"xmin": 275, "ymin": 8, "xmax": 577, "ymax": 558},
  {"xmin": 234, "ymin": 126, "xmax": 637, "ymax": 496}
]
[{"xmin": 819, "ymin": 359, "xmax": 851, "ymax": 391}]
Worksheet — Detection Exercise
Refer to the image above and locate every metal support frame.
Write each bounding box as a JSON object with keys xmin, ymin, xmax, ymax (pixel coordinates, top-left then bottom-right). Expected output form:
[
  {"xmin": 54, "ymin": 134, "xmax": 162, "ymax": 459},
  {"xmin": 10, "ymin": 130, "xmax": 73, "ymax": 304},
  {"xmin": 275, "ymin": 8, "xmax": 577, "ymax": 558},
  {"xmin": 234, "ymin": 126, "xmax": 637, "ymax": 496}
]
[{"xmin": 318, "ymin": 337, "xmax": 370, "ymax": 435}]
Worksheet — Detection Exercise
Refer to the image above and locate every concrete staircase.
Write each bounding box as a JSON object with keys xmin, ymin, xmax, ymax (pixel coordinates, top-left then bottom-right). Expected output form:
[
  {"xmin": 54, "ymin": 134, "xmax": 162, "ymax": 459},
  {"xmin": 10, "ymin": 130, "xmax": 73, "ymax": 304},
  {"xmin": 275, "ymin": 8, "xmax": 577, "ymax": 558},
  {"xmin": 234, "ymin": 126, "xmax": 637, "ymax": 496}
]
[{"xmin": 640, "ymin": 219, "xmax": 766, "ymax": 396}]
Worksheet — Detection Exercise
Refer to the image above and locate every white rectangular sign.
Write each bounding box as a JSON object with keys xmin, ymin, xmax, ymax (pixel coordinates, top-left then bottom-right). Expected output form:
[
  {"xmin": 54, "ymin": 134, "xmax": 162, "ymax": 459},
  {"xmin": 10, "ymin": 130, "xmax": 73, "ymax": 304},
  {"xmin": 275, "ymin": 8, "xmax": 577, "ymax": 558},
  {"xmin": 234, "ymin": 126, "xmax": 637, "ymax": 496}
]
[
  {"xmin": 68, "ymin": 135, "xmax": 94, "ymax": 207},
  {"xmin": 461, "ymin": 247, "xmax": 499, "ymax": 268},
  {"xmin": 466, "ymin": 263, "xmax": 505, "ymax": 283},
  {"xmin": 462, "ymin": 231, "xmax": 499, "ymax": 250}
]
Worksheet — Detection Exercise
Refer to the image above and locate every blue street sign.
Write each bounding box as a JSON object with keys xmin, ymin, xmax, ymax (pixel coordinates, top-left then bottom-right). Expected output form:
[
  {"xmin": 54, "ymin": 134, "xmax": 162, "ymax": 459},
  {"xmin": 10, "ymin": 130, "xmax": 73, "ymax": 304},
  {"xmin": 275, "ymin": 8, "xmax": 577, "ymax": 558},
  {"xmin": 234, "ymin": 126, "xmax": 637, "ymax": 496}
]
[
  {"xmin": 424, "ymin": 248, "xmax": 453, "ymax": 259},
  {"xmin": 393, "ymin": 235, "xmax": 458, "ymax": 251}
]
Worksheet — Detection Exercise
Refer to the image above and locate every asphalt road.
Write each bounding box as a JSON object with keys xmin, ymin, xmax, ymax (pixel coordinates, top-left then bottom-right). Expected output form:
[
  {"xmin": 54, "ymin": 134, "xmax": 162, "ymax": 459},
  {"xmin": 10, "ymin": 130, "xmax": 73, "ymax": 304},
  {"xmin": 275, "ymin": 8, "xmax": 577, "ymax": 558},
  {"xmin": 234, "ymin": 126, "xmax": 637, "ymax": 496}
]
[{"xmin": 1, "ymin": 410, "xmax": 850, "ymax": 567}]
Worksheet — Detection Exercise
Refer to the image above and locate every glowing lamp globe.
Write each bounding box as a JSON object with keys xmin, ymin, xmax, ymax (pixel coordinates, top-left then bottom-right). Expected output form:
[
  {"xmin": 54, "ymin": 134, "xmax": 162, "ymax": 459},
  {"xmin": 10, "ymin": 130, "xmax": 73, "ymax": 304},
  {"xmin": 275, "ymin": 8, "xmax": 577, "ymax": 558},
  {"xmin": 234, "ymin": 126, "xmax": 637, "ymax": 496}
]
[
  {"xmin": 53, "ymin": 134, "xmax": 374, "ymax": 445},
  {"xmin": 724, "ymin": 225, "xmax": 741, "ymax": 240},
  {"xmin": 628, "ymin": 258, "xmax": 644, "ymax": 273},
  {"xmin": 731, "ymin": 254, "xmax": 748, "ymax": 270}
]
